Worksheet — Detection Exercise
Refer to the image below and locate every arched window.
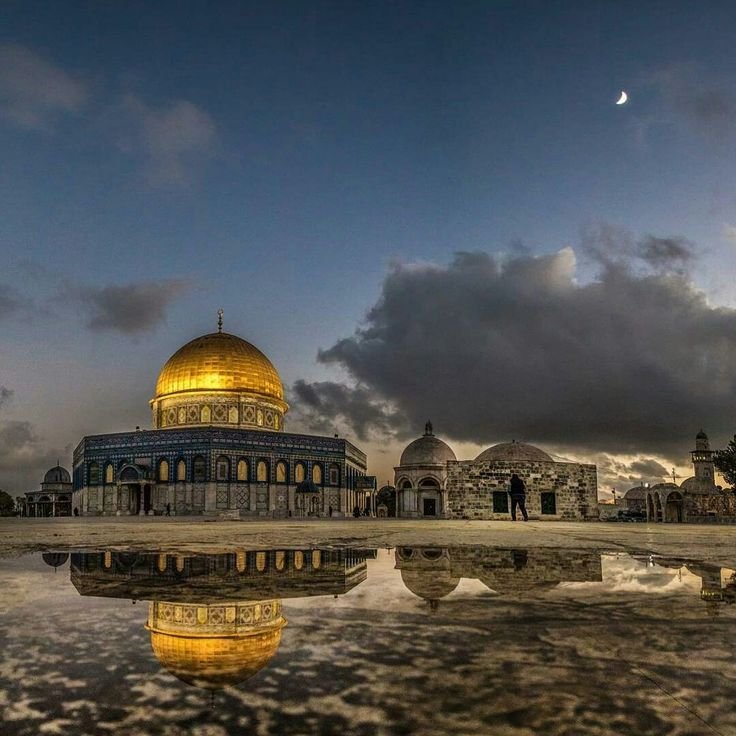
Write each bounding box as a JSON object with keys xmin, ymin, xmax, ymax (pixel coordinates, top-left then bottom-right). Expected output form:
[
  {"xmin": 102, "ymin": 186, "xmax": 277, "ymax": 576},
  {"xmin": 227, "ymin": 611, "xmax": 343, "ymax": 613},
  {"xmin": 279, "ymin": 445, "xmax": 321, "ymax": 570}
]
[
  {"xmin": 88, "ymin": 462, "xmax": 100, "ymax": 485},
  {"xmin": 275, "ymin": 551, "xmax": 285, "ymax": 571},
  {"xmin": 257, "ymin": 460, "xmax": 268, "ymax": 482},
  {"xmin": 295, "ymin": 462, "xmax": 306, "ymax": 483},
  {"xmin": 176, "ymin": 459, "xmax": 186, "ymax": 481},
  {"xmin": 401, "ymin": 479, "xmax": 412, "ymax": 489},
  {"xmin": 256, "ymin": 551, "xmax": 266, "ymax": 572},
  {"xmin": 193, "ymin": 455, "xmax": 206, "ymax": 482},
  {"xmin": 216, "ymin": 456, "xmax": 230, "ymax": 482},
  {"xmin": 236, "ymin": 550, "xmax": 246, "ymax": 573},
  {"xmin": 276, "ymin": 461, "xmax": 287, "ymax": 483},
  {"xmin": 294, "ymin": 551, "xmax": 304, "ymax": 570},
  {"xmin": 329, "ymin": 463, "xmax": 340, "ymax": 485},
  {"xmin": 228, "ymin": 406, "xmax": 238, "ymax": 424},
  {"xmin": 419, "ymin": 477, "xmax": 439, "ymax": 488},
  {"xmin": 105, "ymin": 463, "xmax": 114, "ymax": 484},
  {"xmin": 201, "ymin": 405, "xmax": 211, "ymax": 424},
  {"xmin": 312, "ymin": 550, "xmax": 321, "ymax": 570},
  {"xmin": 312, "ymin": 464, "xmax": 322, "ymax": 485},
  {"xmin": 157, "ymin": 459, "xmax": 169, "ymax": 482},
  {"xmin": 237, "ymin": 459, "xmax": 249, "ymax": 482}
]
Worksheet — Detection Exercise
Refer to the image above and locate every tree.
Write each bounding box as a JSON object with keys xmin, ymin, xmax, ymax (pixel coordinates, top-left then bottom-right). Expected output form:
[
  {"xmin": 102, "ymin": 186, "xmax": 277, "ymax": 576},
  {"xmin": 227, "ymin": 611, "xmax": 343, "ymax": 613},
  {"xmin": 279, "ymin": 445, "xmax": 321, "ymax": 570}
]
[
  {"xmin": 714, "ymin": 435, "xmax": 736, "ymax": 489},
  {"xmin": 0, "ymin": 489, "xmax": 15, "ymax": 516}
]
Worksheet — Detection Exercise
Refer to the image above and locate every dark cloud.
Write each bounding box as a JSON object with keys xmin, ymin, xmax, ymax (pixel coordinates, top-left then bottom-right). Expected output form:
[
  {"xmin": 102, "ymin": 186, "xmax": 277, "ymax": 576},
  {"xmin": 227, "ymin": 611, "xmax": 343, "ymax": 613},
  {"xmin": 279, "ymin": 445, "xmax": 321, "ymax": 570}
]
[
  {"xmin": 647, "ymin": 63, "xmax": 736, "ymax": 141},
  {"xmin": 293, "ymin": 234, "xmax": 736, "ymax": 459},
  {"xmin": 0, "ymin": 283, "xmax": 24, "ymax": 319},
  {"xmin": 292, "ymin": 380, "xmax": 399, "ymax": 442},
  {"xmin": 629, "ymin": 459, "xmax": 669, "ymax": 480},
  {"xmin": 581, "ymin": 224, "xmax": 693, "ymax": 273},
  {"xmin": 71, "ymin": 279, "xmax": 188, "ymax": 334}
]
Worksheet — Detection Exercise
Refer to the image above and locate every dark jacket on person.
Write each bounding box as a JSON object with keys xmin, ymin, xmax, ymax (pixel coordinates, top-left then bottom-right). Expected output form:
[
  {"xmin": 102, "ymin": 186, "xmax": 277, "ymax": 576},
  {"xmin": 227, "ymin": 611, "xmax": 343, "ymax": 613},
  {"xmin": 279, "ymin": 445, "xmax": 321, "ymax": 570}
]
[{"xmin": 509, "ymin": 475, "xmax": 526, "ymax": 497}]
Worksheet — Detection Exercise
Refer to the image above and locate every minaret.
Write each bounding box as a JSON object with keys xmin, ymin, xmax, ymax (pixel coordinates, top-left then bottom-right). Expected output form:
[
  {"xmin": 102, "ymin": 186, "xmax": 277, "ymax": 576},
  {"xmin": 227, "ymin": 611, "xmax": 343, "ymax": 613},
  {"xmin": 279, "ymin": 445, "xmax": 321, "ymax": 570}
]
[{"xmin": 691, "ymin": 430, "xmax": 715, "ymax": 485}]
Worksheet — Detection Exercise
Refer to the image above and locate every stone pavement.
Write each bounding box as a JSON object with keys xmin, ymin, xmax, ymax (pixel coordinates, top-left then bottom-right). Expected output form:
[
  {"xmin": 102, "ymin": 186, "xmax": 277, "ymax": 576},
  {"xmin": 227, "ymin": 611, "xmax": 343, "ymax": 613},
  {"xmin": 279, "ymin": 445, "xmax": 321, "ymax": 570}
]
[{"xmin": 2, "ymin": 516, "xmax": 736, "ymax": 565}]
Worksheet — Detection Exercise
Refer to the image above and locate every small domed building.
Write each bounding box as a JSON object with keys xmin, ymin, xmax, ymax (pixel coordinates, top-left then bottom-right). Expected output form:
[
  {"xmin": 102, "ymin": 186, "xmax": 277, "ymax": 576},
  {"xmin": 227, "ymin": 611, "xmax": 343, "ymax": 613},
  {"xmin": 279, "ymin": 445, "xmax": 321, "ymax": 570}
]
[
  {"xmin": 394, "ymin": 425, "xmax": 598, "ymax": 520},
  {"xmin": 21, "ymin": 465, "xmax": 73, "ymax": 517},
  {"xmin": 72, "ymin": 315, "xmax": 369, "ymax": 517}
]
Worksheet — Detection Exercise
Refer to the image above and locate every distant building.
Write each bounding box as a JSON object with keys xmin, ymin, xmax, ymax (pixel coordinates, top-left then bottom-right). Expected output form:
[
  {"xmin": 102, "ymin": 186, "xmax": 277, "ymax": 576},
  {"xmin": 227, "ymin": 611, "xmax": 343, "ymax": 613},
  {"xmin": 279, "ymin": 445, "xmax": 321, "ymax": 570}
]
[
  {"xmin": 393, "ymin": 422, "xmax": 598, "ymax": 520},
  {"xmin": 641, "ymin": 430, "xmax": 736, "ymax": 523},
  {"xmin": 20, "ymin": 465, "xmax": 73, "ymax": 517},
  {"xmin": 72, "ymin": 316, "xmax": 369, "ymax": 517}
]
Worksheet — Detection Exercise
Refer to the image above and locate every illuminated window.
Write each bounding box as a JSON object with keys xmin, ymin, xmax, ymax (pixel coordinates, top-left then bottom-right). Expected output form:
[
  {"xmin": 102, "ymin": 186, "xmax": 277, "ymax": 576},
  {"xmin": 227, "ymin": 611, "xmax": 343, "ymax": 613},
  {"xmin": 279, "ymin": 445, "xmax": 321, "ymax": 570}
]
[
  {"xmin": 236, "ymin": 550, "xmax": 246, "ymax": 573},
  {"xmin": 176, "ymin": 459, "xmax": 186, "ymax": 481},
  {"xmin": 256, "ymin": 551, "xmax": 266, "ymax": 571},
  {"xmin": 237, "ymin": 459, "xmax": 248, "ymax": 481},
  {"xmin": 105, "ymin": 463, "xmax": 114, "ymax": 484},
  {"xmin": 275, "ymin": 551, "xmax": 285, "ymax": 570},
  {"xmin": 312, "ymin": 550, "xmax": 321, "ymax": 570},
  {"xmin": 201, "ymin": 405, "xmax": 211, "ymax": 424},
  {"xmin": 294, "ymin": 551, "xmax": 304, "ymax": 570},
  {"xmin": 88, "ymin": 462, "xmax": 100, "ymax": 485},
  {"xmin": 228, "ymin": 406, "xmax": 238, "ymax": 423},
  {"xmin": 157, "ymin": 554, "xmax": 167, "ymax": 572},
  {"xmin": 104, "ymin": 551, "xmax": 112, "ymax": 569},
  {"xmin": 158, "ymin": 459, "xmax": 169, "ymax": 482},
  {"xmin": 257, "ymin": 460, "xmax": 268, "ymax": 482},
  {"xmin": 193, "ymin": 456, "xmax": 206, "ymax": 482},
  {"xmin": 216, "ymin": 456, "xmax": 230, "ymax": 482},
  {"xmin": 295, "ymin": 462, "xmax": 306, "ymax": 483},
  {"xmin": 312, "ymin": 464, "xmax": 322, "ymax": 485},
  {"xmin": 276, "ymin": 461, "xmax": 287, "ymax": 483}
]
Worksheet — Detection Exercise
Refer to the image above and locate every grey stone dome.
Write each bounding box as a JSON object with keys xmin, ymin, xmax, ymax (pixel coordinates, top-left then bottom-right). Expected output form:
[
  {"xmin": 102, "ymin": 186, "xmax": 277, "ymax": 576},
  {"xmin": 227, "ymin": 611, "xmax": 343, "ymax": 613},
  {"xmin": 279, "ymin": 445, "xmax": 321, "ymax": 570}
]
[
  {"xmin": 475, "ymin": 441, "xmax": 552, "ymax": 463},
  {"xmin": 43, "ymin": 466, "xmax": 71, "ymax": 484},
  {"xmin": 400, "ymin": 432, "xmax": 456, "ymax": 466},
  {"xmin": 623, "ymin": 486, "xmax": 647, "ymax": 500}
]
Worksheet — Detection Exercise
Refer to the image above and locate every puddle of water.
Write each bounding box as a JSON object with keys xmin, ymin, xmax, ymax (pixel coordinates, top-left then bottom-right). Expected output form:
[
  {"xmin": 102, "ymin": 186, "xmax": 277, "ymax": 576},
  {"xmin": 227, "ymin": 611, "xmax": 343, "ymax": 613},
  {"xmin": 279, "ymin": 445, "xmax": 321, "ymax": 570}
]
[{"xmin": 1, "ymin": 546, "xmax": 735, "ymax": 735}]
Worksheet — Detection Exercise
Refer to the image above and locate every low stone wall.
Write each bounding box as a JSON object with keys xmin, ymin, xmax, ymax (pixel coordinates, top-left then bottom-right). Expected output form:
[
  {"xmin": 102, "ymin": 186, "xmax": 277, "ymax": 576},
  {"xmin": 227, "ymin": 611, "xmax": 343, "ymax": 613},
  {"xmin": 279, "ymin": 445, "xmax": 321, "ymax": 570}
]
[{"xmin": 445, "ymin": 459, "xmax": 598, "ymax": 521}]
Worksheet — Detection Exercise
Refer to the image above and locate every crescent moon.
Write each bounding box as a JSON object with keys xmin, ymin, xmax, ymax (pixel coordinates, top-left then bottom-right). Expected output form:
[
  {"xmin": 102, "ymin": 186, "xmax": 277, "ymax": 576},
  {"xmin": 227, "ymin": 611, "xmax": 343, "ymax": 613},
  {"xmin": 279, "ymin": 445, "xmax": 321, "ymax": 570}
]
[{"xmin": 616, "ymin": 90, "xmax": 628, "ymax": 105}]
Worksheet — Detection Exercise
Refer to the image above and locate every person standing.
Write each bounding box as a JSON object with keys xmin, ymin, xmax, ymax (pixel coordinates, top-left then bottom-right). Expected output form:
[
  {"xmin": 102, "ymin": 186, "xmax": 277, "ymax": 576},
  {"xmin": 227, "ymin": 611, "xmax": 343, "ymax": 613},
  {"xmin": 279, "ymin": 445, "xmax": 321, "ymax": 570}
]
[{"xmin": 509, "ymin": 473, "xmax": 529, "ymax": 521}]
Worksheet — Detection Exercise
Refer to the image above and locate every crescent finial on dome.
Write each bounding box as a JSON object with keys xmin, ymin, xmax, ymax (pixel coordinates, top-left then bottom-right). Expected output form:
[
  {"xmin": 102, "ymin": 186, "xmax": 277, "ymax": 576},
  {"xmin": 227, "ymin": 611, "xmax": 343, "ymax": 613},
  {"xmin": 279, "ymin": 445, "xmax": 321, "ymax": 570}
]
[{"xmin": 217, "ymin": 308, "xmax": 224, "ymax": 333}]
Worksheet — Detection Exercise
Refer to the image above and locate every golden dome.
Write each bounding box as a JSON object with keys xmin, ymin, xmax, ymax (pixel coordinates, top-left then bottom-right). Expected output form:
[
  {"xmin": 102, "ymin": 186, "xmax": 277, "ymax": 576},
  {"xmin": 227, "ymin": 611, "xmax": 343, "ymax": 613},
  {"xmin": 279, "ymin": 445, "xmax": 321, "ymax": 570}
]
[
  {"xmin": 147, "ymin": 599, "xmax": 286, "ymax": 690},
  {"xmin": 149, "ymin": 628, "xmax": 283, "ymax": 689},
  {"xmin": 155, "ymin": 332, "xmax": 284, "ymax": 402}
]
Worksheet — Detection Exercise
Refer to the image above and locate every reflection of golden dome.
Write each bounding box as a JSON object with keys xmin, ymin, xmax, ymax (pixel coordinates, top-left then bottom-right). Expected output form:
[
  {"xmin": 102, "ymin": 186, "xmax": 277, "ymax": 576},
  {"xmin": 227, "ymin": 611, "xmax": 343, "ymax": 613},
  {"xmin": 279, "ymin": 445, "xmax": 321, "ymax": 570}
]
[
  {"xmin": 150, "ymin": 331, "xmax": 288, "ymax": 430},
  {"xmin": 155, "ymin": 332, "xmax": 284, "ymax": 401},
  {"xmin": 147, "ymin": 600, "xmax": 286, "ymax": 690}
]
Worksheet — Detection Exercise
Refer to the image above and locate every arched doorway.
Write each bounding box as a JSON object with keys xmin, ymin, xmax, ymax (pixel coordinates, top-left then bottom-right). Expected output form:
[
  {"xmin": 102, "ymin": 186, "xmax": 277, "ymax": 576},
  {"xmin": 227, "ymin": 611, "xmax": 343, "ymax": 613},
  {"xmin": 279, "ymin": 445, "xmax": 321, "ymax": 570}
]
[
  {"xmin": 654, "ymin": 494, "xmax": 663, "ymax": 522},
  {"xmin": 418, "ymin": 478, "xmax": 440, "ymax": 517},
  {"xmin": 665, "ymin": 491, "xmax": 684, "ymax": 523}
]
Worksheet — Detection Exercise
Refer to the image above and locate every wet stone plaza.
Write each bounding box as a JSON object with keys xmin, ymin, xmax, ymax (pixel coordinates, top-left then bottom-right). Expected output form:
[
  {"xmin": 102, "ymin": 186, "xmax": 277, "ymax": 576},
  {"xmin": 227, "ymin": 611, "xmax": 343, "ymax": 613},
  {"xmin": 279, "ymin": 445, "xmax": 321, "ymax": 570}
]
[{"xmin": 2, "ymin": 520, "xmax": 736, "ymax": 735}]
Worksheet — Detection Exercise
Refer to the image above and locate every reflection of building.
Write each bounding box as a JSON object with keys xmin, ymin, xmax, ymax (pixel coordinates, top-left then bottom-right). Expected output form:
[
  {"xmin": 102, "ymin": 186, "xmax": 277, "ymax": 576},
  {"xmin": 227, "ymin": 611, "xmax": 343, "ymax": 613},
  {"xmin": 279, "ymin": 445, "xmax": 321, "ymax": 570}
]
[
  {"xmin": 641, "ymin": 556, "xmax": 736, "ymax": 613},
  {"xmin": 394, "ymin": 423, "xmax": 598, "ymax": 519},
  {"xmin": 641, "ymin": 431, "xmax": 736, "ymax": 523},
  {"xmin": 394, "ymin": 546, "xmax": 602, "ymax": 608},
  {"xmin": 19, "ymin": 466, "xmax": 73, "ymax": 517},
  {"xmin": 72, "ymin": 317, "xmax": 368, "ymax": 518},
  {"xmin": 69, "ymin": 548, "xmax": 371, "ymax": 690}
]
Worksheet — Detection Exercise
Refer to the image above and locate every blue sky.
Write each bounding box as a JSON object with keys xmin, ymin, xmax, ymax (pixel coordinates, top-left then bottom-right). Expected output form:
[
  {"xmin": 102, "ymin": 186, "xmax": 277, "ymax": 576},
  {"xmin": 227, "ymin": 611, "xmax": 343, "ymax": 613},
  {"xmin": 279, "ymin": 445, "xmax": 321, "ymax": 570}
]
[{"xmin": 3, "ymin": 1, "xmax": 736, "ymax": 492}]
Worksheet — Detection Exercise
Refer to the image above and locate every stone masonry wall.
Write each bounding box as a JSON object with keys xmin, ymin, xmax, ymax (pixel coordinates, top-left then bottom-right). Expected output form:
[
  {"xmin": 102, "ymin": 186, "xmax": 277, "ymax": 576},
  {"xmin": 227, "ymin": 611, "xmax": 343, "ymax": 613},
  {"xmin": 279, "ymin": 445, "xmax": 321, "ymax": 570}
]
[{"xmin": 445, "ymin": 459, "xmax": 598, "ymax": 520}]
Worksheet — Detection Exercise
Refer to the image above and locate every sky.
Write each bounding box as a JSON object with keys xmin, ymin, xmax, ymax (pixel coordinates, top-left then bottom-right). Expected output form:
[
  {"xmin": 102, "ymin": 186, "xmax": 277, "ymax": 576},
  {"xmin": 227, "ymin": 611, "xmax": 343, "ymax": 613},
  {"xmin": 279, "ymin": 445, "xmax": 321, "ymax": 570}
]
[{"xmin": 3, "ymin": 1, "xmax": 736, "ymax": 494}]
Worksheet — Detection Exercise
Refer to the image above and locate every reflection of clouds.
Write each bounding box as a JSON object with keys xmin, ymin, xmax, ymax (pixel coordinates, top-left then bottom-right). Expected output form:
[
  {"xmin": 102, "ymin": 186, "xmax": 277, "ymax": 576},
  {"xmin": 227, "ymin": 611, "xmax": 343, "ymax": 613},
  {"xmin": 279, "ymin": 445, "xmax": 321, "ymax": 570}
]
[
  {"xmin": 2, "ymin": 551, "xmax": 736, "ymax": 735},
  {"xmin": 559, "ymin": 555, "xmax": 701, "ymax": 595}
]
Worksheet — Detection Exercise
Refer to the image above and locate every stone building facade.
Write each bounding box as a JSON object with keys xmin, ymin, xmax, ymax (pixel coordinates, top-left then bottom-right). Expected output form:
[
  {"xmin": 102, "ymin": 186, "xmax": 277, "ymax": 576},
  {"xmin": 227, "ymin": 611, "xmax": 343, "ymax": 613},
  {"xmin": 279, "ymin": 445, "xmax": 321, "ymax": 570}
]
[{"xmin": 394, "ymin": 425, "xmax": 598, "ymax": 520}]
